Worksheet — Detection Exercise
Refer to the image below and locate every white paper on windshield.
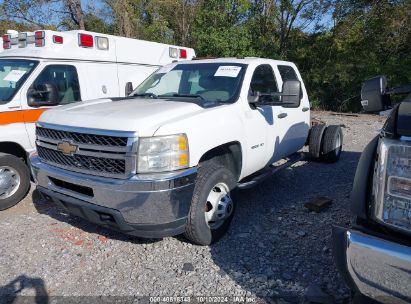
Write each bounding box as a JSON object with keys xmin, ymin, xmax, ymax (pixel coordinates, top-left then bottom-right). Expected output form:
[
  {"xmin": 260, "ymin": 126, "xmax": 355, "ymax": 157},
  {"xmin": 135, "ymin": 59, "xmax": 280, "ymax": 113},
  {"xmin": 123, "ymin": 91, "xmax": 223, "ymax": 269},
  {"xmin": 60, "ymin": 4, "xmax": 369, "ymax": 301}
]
[
  {"xmin": 4, "ymin": 70, "xmax": 26, "ymax": 82},
  {"xmin": 214, "ymin": 66, "xmax": 242, "ymax": 77}
]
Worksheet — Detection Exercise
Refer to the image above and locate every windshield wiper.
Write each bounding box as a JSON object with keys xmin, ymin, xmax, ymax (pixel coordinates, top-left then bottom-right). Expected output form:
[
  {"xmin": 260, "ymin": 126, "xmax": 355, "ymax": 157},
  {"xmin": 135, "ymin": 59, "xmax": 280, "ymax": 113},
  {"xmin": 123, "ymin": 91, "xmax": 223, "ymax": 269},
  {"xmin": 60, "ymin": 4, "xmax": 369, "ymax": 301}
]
[
  {"xmin": 133, "ymin": 92, "xmax": 158, "ymax": 99},
  {"xmin": 171, "ymin": 93, "xmax": 205, "ymax": 101}
]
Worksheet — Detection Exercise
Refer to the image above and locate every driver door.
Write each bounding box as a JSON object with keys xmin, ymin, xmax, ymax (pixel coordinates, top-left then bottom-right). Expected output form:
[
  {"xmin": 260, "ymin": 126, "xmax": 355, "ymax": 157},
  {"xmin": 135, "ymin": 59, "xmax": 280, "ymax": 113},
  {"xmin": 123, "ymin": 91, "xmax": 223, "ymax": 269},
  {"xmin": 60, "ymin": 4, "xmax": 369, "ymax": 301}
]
[{"xmin": 21, "ymin": 64, "xmax": 82, "ymax": 147}]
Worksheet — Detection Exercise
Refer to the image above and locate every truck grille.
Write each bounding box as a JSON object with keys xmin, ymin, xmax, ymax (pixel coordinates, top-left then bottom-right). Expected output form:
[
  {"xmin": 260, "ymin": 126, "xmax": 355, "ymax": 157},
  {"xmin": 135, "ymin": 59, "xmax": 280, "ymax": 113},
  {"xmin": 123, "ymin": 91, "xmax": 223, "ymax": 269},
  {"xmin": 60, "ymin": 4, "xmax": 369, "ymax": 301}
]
[
  {"xmin": 36, "ymin": 125, "xmax": 136, "ymax": 179},
  {"xmin": 37, "ymin": 146, "xmax": 126, "ymax": 175},
  {"xmin": 36, "ymin": 127, "xmax": 128, "ymax": 147}
]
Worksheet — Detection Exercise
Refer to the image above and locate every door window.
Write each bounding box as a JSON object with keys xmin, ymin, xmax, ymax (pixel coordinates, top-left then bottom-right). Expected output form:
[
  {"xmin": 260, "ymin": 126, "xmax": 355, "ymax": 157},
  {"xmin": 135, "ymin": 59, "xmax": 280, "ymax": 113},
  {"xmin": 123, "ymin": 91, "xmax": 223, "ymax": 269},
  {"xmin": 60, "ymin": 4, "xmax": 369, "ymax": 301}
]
[
  {"xmin": 278, "ymin": 65, "xmax": 302, "ymax": 107},
  {"xmin": 249, "ymin": 65, "xmax": 279, "ymax": 103},
  {"xmin": 27, "ymin": 65, "xmax": 81, "ymax": 107}
]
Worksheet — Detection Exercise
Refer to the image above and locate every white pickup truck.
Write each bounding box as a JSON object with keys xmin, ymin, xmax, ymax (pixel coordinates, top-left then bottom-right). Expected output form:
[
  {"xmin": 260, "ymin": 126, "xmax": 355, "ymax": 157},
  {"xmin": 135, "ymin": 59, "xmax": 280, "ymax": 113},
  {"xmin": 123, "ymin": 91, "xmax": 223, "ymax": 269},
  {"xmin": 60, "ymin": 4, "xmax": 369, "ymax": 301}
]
[{"xmin": 30, "ymin": 58, "xmax": 343, "ymax": 245}]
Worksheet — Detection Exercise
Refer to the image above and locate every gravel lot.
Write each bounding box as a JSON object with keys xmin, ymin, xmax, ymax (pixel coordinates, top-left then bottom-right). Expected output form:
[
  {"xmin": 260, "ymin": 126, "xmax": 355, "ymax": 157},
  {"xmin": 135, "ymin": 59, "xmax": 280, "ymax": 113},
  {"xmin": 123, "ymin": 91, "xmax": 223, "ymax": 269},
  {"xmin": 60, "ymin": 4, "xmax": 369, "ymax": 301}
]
[{"xmin": 0, "ymin": 112, "xmax": 385, "ymax": 304}]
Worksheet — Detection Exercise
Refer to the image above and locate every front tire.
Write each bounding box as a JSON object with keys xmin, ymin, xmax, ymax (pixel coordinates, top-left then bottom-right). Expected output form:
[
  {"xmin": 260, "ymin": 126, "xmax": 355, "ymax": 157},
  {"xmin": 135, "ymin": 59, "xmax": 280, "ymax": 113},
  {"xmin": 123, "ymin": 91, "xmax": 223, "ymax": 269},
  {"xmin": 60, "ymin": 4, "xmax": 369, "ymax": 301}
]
[
  {"xmin": 0, "ymin": 153, "xmax": 30, "ymax": 211},
  {"xmin": 184, "ymin": 162, "xmax": 236, "ymax": 245}
]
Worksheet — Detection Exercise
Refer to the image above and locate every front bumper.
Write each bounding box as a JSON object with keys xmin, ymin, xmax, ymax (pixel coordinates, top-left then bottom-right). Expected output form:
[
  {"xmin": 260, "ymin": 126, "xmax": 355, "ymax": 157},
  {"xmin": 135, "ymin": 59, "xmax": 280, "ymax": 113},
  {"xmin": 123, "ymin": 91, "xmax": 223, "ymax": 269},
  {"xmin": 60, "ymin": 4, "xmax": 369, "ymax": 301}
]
[
  {"xmin": 31, "ymin": 156, "xmax": 197, "ymax": 238},
  {"xmin": 332, "ymin": 226, "xmax": 411, "ymax": 303}
]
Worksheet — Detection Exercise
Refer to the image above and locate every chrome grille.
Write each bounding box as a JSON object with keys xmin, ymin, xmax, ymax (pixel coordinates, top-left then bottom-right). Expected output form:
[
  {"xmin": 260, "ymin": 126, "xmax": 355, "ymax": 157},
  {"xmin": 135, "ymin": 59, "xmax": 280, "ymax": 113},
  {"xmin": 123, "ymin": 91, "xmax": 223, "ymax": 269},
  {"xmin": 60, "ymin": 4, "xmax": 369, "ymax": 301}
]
[
  {"xmin": 36, "ymin": 124, "xmax": 136, "ymax": 179},
  {"xmin": 38, "ymin": 146, "xmax": 126, "ymax": 174},
  {"xmin": 36, "ymin": 127, "xmax": 128, "ymax": 147}
]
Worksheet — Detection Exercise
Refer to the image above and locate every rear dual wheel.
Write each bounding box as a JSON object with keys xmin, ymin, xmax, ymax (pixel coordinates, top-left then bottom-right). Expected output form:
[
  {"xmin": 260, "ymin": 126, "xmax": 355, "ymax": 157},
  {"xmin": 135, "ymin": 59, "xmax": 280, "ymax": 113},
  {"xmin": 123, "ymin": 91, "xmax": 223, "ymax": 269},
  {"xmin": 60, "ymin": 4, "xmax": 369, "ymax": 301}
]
[
  {"xmin": 321, "ymin": 125, "xmax": 343, "ymax": 162},
  {"xmin": 308, "ymin": 124, "xmax": 343, "ymax": 163},
  {"xmin": 184, "ymin": 161, "xmax": 236, "ymax": 246}
]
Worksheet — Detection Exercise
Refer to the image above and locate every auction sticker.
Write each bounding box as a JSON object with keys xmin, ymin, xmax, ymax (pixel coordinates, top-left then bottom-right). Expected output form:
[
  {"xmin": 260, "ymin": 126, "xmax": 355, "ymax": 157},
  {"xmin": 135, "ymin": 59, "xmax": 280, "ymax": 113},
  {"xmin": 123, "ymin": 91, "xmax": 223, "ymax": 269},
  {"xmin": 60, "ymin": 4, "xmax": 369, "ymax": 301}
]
[
  {"xmin": 4, "ymin": 70, "xmax": 26, "ymax": 82},
  {"xmin": 214, "ymin": 66, "xmax": 242, "ymax": 77}
]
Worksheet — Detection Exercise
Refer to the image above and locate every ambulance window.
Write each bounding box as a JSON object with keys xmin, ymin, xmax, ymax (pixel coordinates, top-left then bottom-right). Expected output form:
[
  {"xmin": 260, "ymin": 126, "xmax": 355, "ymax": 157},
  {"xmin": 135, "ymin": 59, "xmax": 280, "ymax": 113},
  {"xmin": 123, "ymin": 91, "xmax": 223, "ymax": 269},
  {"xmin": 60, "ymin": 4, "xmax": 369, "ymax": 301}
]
[
  {"xmin": 27, "ymin": 65, "xmax": 81, "ymax": 106},
  {"xmin": 0, "ymin": 59, "xmax": 38, "ymax": 104}
]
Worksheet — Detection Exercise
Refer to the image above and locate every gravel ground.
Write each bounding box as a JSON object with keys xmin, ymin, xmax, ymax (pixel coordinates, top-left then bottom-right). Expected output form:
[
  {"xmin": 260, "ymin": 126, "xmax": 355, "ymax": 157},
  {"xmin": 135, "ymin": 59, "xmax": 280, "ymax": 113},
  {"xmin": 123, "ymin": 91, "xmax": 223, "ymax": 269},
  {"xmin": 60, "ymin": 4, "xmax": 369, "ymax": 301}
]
[{"xmin": 0, "ymin": 111, "xmax": 385, "ymax": 304}]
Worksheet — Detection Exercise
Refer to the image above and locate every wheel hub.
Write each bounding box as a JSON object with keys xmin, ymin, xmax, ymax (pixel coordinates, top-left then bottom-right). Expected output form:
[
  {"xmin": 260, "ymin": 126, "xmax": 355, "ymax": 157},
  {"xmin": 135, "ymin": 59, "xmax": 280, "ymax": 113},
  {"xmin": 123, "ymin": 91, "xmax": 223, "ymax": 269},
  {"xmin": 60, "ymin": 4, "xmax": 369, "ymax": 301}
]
[
  {"xmin": 204, "ymin": 182, "xmax": 233, "ymax": 230},
  {"xmin": 0, "ymin": 166, "xmax": 21, "ymax": 199}
]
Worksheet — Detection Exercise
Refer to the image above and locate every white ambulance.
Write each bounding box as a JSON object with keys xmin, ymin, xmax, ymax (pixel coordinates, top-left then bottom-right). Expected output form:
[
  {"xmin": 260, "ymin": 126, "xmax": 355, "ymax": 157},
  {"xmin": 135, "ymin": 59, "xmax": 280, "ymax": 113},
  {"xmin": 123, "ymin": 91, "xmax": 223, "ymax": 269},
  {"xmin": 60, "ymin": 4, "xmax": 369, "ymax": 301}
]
[{"xmin": 0, "ymin": 29, "xmax": 195, "ymax": 210}]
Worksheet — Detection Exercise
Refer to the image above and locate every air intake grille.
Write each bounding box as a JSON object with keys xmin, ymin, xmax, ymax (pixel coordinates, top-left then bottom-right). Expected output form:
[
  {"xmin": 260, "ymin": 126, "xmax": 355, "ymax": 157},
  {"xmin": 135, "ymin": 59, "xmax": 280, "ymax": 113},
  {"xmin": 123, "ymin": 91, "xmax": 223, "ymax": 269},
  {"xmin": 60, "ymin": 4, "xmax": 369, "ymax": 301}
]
[
  {"xmin": 36, "ymin": 127, "xmax": 128, "ymax": 147},
  {"xmin": 38, "ymin": 146, "xmax": 126, "ymax": 175}
]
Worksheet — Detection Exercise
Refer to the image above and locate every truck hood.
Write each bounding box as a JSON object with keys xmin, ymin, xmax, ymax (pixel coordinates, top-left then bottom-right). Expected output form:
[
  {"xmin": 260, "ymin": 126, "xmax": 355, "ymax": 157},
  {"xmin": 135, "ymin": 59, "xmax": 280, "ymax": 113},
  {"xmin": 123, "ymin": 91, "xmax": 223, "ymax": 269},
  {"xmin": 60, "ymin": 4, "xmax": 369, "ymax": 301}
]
[{"xmin": 38, "ymin": 98, "xmax": 203, "ymax": 136}]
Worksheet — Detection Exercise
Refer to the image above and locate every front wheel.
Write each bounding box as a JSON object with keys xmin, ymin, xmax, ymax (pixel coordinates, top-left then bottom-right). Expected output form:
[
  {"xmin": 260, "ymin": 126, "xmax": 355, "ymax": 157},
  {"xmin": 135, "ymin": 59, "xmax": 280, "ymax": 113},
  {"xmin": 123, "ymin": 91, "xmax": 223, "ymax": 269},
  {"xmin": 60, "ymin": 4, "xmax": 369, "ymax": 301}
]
[
  {"xmin": 0, "ymin": 153, "xmax": 30, "ymax": 211},
  {"xmin": 184, "ymin": 162, "xmax": 236, "ymax": 245}
]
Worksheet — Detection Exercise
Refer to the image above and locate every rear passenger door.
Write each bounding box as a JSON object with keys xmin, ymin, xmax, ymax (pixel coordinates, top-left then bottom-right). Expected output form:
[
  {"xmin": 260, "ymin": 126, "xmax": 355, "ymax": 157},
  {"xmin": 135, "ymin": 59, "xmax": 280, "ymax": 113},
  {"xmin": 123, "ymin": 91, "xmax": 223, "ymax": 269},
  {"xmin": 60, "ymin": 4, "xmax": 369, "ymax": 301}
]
[
  {"xmin": 243, "ymin": 64, "xmax": 280, "ymax": 173},
  {"xmin": 272, "ymin": 64, "xmax": 310, "ymax": 159}
]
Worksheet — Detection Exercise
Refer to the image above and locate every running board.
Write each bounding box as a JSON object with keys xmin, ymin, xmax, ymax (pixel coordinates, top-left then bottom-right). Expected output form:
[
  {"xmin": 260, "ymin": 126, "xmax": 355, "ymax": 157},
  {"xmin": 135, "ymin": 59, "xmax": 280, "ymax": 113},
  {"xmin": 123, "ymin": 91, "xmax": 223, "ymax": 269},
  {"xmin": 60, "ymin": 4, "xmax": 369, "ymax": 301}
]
[{"xmin": 237, "ymin": 152, "xmax": 305, "ymax": 189}]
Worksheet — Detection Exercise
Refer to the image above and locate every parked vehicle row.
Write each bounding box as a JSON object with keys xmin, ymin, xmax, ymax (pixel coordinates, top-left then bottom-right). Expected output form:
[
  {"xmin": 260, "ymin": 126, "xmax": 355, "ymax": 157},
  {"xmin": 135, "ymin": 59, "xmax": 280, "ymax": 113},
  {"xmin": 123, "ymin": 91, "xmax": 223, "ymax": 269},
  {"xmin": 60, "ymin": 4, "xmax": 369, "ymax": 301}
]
[{"xmin": 7, "ymin": 27, "xmax": 410, "ymax": 304}]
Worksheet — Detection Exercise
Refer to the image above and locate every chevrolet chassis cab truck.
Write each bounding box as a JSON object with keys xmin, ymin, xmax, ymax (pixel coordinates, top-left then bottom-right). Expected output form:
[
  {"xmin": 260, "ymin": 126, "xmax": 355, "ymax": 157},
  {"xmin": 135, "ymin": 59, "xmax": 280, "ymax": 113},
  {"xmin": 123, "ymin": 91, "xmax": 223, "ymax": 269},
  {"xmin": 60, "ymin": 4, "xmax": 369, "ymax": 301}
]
[
  {"xmin": 333, "ymin": 76, "xmax": 411, "ymax": 303},
  {"xmin": 31, "ymin": 58, "xmax": 343, "ymax": 245},
  {"xmin": 0, "ymin": 29, "xmax": 194, "ymax": 210}
]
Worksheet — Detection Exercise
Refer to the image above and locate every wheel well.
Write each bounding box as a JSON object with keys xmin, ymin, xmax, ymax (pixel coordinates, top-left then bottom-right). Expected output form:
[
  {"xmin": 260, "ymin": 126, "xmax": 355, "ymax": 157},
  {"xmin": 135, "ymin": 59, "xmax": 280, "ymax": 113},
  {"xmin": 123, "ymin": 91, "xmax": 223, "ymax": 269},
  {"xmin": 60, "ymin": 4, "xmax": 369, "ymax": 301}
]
[
  {"xmin": 199, "ymin": 142, "xmax": 242, "ymax": 180},
  {"xmin": 0, "ymin": 142, "xmax": 28, "ymax": 163}
]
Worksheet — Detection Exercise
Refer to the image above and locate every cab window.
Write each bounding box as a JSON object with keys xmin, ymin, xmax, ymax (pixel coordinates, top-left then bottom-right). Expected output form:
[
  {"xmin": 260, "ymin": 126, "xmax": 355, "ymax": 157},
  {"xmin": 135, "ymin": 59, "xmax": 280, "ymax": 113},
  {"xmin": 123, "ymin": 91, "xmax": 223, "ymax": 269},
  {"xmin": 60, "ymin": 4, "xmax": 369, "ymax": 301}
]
[
  {"xmin": 278, "ymin": 65, "xmax": 303, "ymax": 107},
  {"xmin": 27, "ymin": 65, "xmax": 81, "ymax": 107},
  {"xmin": 278, "ymin": 65, "xmax": 299, "ymax": 81},
  {"xmin": 249, "ymin": 64, "xmax": 279, "ymax": 103}
]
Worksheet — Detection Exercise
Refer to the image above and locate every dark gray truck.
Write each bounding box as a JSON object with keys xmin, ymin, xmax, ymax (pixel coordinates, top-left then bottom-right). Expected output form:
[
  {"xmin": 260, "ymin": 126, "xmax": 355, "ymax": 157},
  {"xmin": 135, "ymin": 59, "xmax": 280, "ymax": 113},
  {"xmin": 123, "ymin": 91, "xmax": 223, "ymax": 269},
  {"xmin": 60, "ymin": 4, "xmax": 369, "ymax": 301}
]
[{"xmin": 333, "ymin": 76, "xmax": 411, "ymax": 303}]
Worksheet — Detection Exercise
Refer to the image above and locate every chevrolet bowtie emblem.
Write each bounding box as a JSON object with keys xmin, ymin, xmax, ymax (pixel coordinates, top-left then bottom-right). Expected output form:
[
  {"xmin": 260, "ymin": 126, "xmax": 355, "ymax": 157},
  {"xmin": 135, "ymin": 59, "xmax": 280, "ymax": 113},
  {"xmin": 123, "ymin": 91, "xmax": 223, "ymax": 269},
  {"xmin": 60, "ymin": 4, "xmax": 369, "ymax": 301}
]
[{"xmin": 57, "ymin": 140, "xmax": 78, "ymax": 156}]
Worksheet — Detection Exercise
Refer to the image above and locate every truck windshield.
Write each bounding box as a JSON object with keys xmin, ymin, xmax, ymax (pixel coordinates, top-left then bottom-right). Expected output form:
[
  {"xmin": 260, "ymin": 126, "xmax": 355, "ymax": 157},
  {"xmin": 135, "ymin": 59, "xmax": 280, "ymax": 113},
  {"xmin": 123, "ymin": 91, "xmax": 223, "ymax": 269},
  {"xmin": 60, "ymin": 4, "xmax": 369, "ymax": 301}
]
[
  {"xmin": 132, "ymin": 63, "xmax": 247, "ymax": 104},
  {"xmin": 0, "ymin": 59, "xmax": 38, "ymax": 103}
]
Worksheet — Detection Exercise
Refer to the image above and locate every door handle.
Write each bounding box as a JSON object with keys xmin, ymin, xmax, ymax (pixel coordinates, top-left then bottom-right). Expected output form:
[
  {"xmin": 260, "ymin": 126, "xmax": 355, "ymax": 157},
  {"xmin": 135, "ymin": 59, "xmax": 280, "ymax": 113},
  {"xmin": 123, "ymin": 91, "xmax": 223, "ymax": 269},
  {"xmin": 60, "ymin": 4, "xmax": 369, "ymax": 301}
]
[
  {"xmin": 277, "ymin": 113, "xmax": 288, "ymax": 119},
  {"xmin": 302, "ymin": 107, "xmax": 310, "ymax": 112}
]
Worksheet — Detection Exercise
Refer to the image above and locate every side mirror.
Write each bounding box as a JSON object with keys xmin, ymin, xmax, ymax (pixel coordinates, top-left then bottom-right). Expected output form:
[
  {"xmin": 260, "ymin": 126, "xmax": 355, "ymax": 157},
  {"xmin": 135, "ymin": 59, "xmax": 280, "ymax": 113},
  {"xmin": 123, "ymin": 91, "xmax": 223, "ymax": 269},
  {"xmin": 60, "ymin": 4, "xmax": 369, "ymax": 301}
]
[
  {"xmin": 361, "ymin": 76, "xmax": 387, "ymax": 112},
  {"xmin": 125, "ymin": 82, "xmax": 133, "ymax": 96},
  {"xmin": 281, "ymin": 80, "xmax": 301, "ymax": 105},
  {"xmin": 27, "ymin": 83, "xmax": 60, "ymax": 107}
]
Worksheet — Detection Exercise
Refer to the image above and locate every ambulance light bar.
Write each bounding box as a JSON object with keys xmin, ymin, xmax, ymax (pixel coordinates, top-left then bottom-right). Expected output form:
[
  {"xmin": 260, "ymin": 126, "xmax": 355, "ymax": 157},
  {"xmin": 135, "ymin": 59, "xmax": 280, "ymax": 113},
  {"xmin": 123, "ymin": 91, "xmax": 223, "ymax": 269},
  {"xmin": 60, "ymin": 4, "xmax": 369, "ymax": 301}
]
[
  {"xmin": 95, "ymin": 36, "xmax": 109, "ymax": 50},
  {"xmin": 35, "ymin": 31, "xmax": 45, "ymax": 47},
  {"xmin": 179, "ymin": 49, "xmax": 187, "ymax": 59},
  {"xmin": 3, "ymin": 34, "xmax": 11, "ymax": 49},
  {"xmin": 169, "ymin": 47, "xmax": 188, "ymax": 59},
  {"xmin": 53, "ymin": 35, "xmax": 63, "ymax": 44},
  {"xmin": 78, "ymin": 33, "xmax": 93, "ymax": 48}
]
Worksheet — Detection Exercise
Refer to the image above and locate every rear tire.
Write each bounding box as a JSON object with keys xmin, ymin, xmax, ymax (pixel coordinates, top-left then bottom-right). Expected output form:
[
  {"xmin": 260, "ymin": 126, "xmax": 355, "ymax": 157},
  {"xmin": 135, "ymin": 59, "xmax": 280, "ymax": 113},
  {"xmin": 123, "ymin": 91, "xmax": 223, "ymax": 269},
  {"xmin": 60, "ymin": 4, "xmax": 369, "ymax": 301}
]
[
  {"xmin": 0, "ymin": 153, "xmax": 30, "ymax": 211},
  {"xmin": 320, "ymin": 125, "xmax": 343, "ymax": 163},
  {"xmin": 308, "ymin": 124, "xmax": 327, "ymax": 159},
  {"xmin": 184, "ymin": 161, "xmax": 236, "ymax": 245}
]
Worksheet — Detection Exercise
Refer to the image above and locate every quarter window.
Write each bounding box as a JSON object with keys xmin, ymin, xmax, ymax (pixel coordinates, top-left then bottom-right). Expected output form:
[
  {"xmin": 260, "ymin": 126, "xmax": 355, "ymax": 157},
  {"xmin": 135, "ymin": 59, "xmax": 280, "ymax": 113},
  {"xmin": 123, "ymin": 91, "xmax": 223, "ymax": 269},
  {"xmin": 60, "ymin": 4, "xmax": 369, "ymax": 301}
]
[
  {"xmin": 278, "ymin": 65, "xmax": 299, "ymax": 81},
  {"xmin": 27, "ymin": 65, "xmax": 81, "ymax": 107}
]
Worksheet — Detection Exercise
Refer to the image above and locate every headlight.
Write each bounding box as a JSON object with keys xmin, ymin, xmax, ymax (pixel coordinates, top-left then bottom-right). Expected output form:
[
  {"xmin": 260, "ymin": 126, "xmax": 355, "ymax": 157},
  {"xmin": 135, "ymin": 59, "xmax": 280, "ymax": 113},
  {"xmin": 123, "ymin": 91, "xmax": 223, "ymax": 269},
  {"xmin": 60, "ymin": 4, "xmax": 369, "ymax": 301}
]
[
  {"xmin": 372, "ymin": 137, "xmax": 411, "ymax": 233},
  {"xmin": 137, "ymin": 134, "xmax": 189, "ymax": 173}
]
